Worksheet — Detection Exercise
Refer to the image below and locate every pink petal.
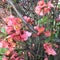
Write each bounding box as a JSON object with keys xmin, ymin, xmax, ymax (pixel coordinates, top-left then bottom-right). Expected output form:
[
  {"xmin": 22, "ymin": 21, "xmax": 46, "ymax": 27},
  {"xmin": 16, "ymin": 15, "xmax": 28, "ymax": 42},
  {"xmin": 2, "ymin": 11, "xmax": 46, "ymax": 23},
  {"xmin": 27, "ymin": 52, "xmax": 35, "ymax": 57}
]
[
  {"xmin": 40, "ymin": 11, "xmax": 44, "ymax": 16},
  {"xmin": 2, "ymin": 56, "xmax": 8, "ymax": 60},
  {"xmin": 47, "ymin": 1, "xmax": 54, "ymax": 8},
  {"xmin": 0, "ymin": 42, "xmax": 3, "ymax": 48},
  {"xmin": 25, "ymin": 31, "xmax": 32, "ymax": 37},
  {"xmin": 44, "ymin": 57, "xmax": 48, "ymax": 60},
  {"xmin": 5, "ymin": 26, "xmax": 14, "ymax": 34}
]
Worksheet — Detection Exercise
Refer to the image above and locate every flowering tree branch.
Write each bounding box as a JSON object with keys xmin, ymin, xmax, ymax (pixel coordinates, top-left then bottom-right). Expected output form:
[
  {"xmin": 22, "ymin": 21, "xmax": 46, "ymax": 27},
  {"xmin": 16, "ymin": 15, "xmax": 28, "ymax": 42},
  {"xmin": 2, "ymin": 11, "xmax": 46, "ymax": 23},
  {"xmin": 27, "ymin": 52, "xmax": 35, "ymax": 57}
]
[{"xmin": 6, "ymin": 0, "xmax": 37, "ymax": 33}]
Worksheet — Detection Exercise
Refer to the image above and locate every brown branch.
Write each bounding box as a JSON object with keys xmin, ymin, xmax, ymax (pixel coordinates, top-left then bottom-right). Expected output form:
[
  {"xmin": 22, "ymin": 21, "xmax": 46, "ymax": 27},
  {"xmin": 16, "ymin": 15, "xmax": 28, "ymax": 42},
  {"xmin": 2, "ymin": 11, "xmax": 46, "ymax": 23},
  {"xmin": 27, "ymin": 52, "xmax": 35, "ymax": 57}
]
[{"xmin": 6, "ymin": 0, "xmax": 37, "ymax": 33}]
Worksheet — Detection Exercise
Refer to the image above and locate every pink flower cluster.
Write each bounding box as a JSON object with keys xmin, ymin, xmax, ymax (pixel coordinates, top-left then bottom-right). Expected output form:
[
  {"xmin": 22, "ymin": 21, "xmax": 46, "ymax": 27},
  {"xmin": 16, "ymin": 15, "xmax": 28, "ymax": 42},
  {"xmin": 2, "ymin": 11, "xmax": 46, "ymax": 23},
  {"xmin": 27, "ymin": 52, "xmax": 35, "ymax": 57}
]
[
  {"xmin": 34, "ymin": 25, "xmax": 51, "ymax": 37},
  {"xmin": 3, "ymin": 15, "xmax": 22, "ymax": 34},
  {"xmin": 34, "ymin": 25, "xmax": 45, "ymax": 35},
  {"xmin": 35, "ymin": 0, "xmax": 54, "ymax": 16},
  {"xmin": 0, "ymin": 39, "xmax": 16, "ymax": 51},
  {"xmin": 24, "ymin": 16, "xmax": 34, "ymax": 24},
  {"xmin": 3, "ymin": 15, "xmax": 32, "ymax": 41},
  {"xmin": 0, "ymin": 40, "xmax": 8, "ymax": 48},
  {"xmin": 43, "ymin": 43, "xmax": 57, "ymax": 56},
  {"xmin": 2, "ymin": 51, "xmax": 24, "ymax": 60},
  {"xmin": 10, "ymin": 30, "xmax": 32, "ymax": 41}
]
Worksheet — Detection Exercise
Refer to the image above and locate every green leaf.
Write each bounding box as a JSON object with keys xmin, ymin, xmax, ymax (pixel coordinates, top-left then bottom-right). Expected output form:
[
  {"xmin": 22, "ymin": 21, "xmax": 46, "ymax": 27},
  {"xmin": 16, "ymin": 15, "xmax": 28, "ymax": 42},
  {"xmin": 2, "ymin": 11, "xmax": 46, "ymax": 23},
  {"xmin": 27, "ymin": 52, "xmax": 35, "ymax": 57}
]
[
  {"xmin": 0, "ymin": 48, "xmax": 7, "ymax": 54},
  {"xmin": 38, "ymin": 16, "xmax": 48, "ymax": 24},
  {"xmin": 1, "ymin": 27, "xmax": 6, "ymax": 34},
  {"xmin": 0, "ymin": 56, "xmax": 2, "ymax": 60},
  {"xmin": 58, "ymin": 4, "xmax": 60, "ymax": 8},
  {"xmin": 57, "ymin": 22, "xmax": 60, "ymax": 26},
  {"xmin": 45, "ymin": 38, "xmax": 51, "ymax": 42},
  {"xmin": 0, "ymin": 34, "xmax": 4, "ymax": 37},
  {"xmin": 49, "ymin": 55, "xmax": 54, "ymax": 60},
  {"xmin": 55, "ymin": 30, "xmax": 59, "ymax": 38},
  {"xmin": 0, "ymin": 27, "xmax": 7, "ymax": 37},
  {"xmin": 13, "ymin": 0, "xmax": 17, "ymax": 2}
]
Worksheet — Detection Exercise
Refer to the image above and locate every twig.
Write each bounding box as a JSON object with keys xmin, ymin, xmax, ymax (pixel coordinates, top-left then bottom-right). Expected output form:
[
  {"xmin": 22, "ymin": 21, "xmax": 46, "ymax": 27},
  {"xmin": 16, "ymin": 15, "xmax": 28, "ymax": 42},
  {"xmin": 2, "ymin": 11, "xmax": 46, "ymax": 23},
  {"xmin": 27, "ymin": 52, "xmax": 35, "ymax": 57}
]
[{"xmin": 6, "ymin": 0, "xmax": 37, "ymax": 33}]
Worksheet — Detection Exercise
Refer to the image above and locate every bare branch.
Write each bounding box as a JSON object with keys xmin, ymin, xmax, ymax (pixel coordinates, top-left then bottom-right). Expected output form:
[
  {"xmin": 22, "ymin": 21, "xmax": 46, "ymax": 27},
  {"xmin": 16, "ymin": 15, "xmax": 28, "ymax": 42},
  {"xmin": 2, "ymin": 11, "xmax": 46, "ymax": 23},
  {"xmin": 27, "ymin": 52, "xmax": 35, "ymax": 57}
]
[{"xmin": 6, "ymin": 0, "xmax": 37, "ymax": 33}]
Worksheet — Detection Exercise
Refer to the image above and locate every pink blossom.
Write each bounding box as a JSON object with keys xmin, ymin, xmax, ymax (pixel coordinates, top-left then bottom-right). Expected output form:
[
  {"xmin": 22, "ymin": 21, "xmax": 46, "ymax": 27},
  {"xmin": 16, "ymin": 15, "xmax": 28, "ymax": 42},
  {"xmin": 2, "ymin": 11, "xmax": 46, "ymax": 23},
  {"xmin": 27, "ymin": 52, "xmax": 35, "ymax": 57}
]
[
  {"xmin": 34, "ymin": 25, "xmax": 39, "ymax": 30},
  {"xmin": 11, "ymin": 52, "xmax": 18, "ymax": 59},
  {"xmin": 3, "ymin": 15, "xmax": 22, "ymax": 34},
  {"xmin": 39, "ymin": 10, "xmax": 44, "ymax": 16},
  {"xmin": 15, "ymin": 57, "xmax": 20, "ymax": 60},
  {"xmin": 15, "ymin": 30, "xmax": 20, "ymax": 35},
  {"xmin": 24, "ymin": 16, "xmax": 31, "ymax": 22},
  {"xmin": 3, "ymin": 15, "xmax": 21, "ymax": 26},
  {"xmin": 34, "ymin": 26, "xmax": 45, "ymax": 35},
  {"xmin": 0, "ymin": 40, "xmax": 8, "ymax": 48},
  {"xmin": 20, "ymin": 31, "xmax": 32, "ymax": 41},
  {"xmin": 43, "ymin": 43, "xmax": 57, "ymax": 56},
  {"xmin": 7, "ymin": 20, "xmax": 13, "ymax": 26},
  {"xmin": 13, "ymin": 24, "xmax": 21, "ymax": 31},
  {"xmin": 0, "ymin": 42, "xmax": 3, "ymax": 47},
  {"xmin": 3, "ymin": 15, "xmax": 14, "ymax": 23},
  {"xmin": 37, "ymin": 0, "xmax": 45, "ymax": 6},
  {"xmin": 10, "ymin": 33, "xmax": 21, "ymax": 41},
  {"xmin": 2, "ymin": 56, "xmax": 8, "ymax": 60},
  {"xmin": 10, "ymin": 31, "xmax": 32, "ymax": 41},
  {"xmin": 35, "ymin": 0, "xmax": 46, "ymax": 16},
  {"xmin": 35, "ymin": 6, "xmax": 41, "ymax": 15},
  {"xmin": 24, "ymin": 16, "xmax": 34, "ymax": 24},
  {"xmin": 24, "ymin": 31, "xmax": 32, "ymax": 37},
  {"xmin": 44, "ymin": 57, "xmax": 48, "ymax": 60},
  {"xmin": 44, "ymin": 7, "xmax": 50, "ymax": 14},
  {"xmin": 5, "ymin": 26, "xmax": 14, "ymax": 34},
  {"xmin": 44, "ymin": 30, "xmax": 51, "ymax": 37},
  {"xmin": 0, "ymin": 40, "xmax": 15, "ymax": 51},
  {"xmin": 47, "ymin": 1, "xmax": 54, "ymax": 8},
  {"xmin": 46, "ymin": 48, "xmax": 57, "ymax": 55},
  {"xmin": 35, "ymin": 0, "xmax": 54, "ymax": 16}
]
